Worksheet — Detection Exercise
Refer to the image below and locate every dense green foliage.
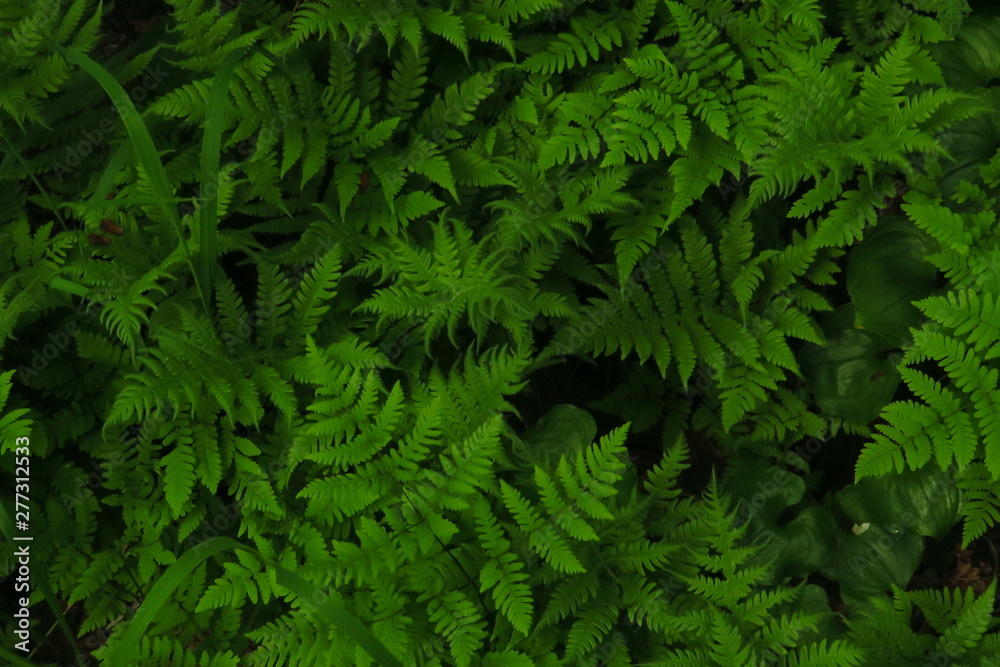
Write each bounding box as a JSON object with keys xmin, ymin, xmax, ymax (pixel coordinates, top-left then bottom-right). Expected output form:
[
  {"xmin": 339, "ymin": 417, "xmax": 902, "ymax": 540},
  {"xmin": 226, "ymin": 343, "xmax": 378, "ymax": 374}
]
[{"xmin": 3, "ymin": 0, "xmax": 1000, "ymax": 664}]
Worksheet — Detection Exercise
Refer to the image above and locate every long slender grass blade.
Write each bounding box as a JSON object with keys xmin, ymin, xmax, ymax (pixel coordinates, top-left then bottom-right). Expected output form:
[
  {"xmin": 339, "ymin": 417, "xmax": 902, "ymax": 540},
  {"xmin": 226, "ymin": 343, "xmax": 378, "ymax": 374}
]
[
  {"xmin": 198, "ymin": 47, "xmax": 247, "ymax": 311},
  {"xmin": 52, "ymin": 45, "xmax": 180, "ymax": 232},
  {"xmin": 0, "ymin": 646, "xmax": 37, "ymax": 667},
  {"xmin": 105, "ymin": 536, "xmax": 404, "ymax": 667},
  {"xmin": 52, "ymin": 43, "xmax": 208, "ymax": 315},
  {"xmin": 275, "ymin": 566, "xmax": 405, "ymax": 667},
  {"xmin": 49, "ymin": 278, "xmax": 90, "ymax": 297}
]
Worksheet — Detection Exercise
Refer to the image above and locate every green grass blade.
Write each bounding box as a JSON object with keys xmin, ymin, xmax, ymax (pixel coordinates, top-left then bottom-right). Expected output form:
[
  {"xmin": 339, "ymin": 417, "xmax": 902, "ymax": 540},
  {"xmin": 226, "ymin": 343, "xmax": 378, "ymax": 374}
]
[
  {"xmin": 0, "ymin": 646, "xmax": 37, "ymax": 667},
  {"xmin": 0, "ymin": 24, "xmax": 158, "ymax": 173},
  {"xmin": 106, "ymin": 536, "xmax": 404, "ymax": 666},
  {"xmin": 273, "ymin": 566, "xmax": 405, "ymax": 667},
  {"xmin": 33, "ymin": 565, "xmax": 83, "ymax": 664},
  {"xmin": 198, "ymin": 47, "xmax": 247, "ymax": 312},
  {"xmin": 51, "ymin": 45, "xmax": 180, "ymax": 232},
  {"xmin": 74, "ymin": 196, "xmax": 196, "ymax": 209},
  {"xmin": 105, "ymin": 537, "xmax": 238, "ymax": 663},
  {"xmin": 50, "ymin": 277, "xmax": 90, "ymax": 297},
  {"xmin": 51, "ymin": 43, "xmax": 209, "ymax": 317},
  {"xmin": 89, "ymin": 139, "xmax": 133, "ymax": 205}
]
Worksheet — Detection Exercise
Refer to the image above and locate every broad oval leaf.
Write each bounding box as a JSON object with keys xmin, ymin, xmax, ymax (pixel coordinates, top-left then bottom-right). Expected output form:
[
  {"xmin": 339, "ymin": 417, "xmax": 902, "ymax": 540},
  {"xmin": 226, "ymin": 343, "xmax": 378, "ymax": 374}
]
[
  {"xmin": 800, "ymin": 323, "xmax": 901, "ymax": 424},
  {"xmin": 846, "ymin": 216, "xmax": 940, "ymax": 349}
]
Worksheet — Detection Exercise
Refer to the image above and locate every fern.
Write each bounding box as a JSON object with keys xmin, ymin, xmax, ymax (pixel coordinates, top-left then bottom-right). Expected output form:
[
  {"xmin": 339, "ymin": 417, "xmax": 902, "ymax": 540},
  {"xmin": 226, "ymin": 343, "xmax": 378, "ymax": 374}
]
[
  {"xmin": 848, "ymin": 581, "xmax": 1000, "ymax": 663},
  {"xmin": 544, "ymin": 205, "xmax": 821, "ymax": 432},
  {"xmin": 8, "ymin": 1, "xmax": 1000, "ymax": 665},
  {"xmin": 648, "ymin": 476, "xmax": 863, "ymax": 666},
  {"xmin": 351, "ymin": 215, "xmax": 571, "ymax": 354}
]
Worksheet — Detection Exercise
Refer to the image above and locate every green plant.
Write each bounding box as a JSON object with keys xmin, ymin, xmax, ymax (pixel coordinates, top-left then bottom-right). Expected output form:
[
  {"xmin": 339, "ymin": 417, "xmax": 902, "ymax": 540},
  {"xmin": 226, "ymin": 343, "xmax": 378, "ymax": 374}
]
[{"xmin": 3, "ymin": 1, "xmax": 1000, "ymax": 665}]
